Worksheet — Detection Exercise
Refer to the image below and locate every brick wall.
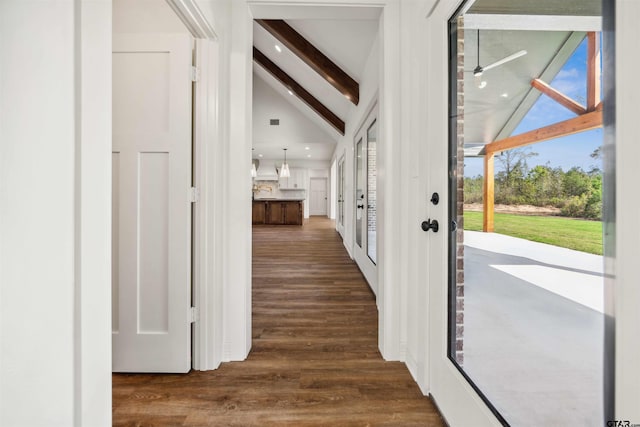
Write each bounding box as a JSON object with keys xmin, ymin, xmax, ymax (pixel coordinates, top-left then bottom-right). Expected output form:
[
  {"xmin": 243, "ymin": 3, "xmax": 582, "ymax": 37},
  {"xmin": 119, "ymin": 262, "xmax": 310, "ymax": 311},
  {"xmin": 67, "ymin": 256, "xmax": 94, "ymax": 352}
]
[
  {"xmin": 367, "ymin": 142, "xmax": 377, "ymax": 233},
  {"xmin": 455, "ymin": 16, "xmax": 465, "ymax": 366}
]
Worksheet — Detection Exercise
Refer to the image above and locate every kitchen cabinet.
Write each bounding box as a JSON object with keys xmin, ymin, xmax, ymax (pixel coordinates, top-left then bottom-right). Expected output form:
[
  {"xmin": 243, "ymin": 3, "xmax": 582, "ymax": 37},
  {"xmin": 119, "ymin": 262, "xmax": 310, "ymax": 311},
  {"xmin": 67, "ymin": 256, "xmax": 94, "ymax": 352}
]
[
  {"xmin": 253, "ymin": 200, "xmax": 303, "ymax": 225},
  {"xmin": 266, "ymin": 202, "xmax": 285, "ymax": 224},
  {"xmin": 252, "ymin": 201, "xmax": 267, "ymax": 224},
  {"xmin": 279, "ymin": 168, "xmax": 307, "ymax": 190},
  {"xmin": 283, "ymin": 202, "xmax": 303, "ymax": 225}
]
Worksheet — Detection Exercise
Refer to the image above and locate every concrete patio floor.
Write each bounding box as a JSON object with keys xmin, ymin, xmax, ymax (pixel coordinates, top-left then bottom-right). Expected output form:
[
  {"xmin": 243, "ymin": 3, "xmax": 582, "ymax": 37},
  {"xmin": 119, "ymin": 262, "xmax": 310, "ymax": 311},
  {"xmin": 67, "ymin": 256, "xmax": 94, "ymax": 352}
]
[{"xmin": 463, "ymin": 231, "xmax": 604, "ymax": 426}]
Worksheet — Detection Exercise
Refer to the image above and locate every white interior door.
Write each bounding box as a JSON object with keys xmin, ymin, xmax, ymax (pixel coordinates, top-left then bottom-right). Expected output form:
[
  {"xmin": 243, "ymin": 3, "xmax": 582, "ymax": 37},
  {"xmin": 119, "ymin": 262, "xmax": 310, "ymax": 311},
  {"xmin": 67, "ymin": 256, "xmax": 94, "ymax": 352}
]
[
  {"xmin": 112, "ymin": 34, "xmax": 193, "ymax": 373},
  {"xmin": 310, "ymin": 178, "xmax": 328, "ymax": 216}
]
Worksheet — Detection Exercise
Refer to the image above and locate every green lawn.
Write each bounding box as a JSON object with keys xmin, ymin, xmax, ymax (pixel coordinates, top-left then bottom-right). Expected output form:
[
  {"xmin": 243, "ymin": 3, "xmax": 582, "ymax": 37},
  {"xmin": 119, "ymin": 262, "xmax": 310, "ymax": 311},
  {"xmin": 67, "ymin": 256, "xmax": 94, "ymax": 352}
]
[{"xmin": 463, "ymin": 211, "xmax": 603, "ymax": 255}]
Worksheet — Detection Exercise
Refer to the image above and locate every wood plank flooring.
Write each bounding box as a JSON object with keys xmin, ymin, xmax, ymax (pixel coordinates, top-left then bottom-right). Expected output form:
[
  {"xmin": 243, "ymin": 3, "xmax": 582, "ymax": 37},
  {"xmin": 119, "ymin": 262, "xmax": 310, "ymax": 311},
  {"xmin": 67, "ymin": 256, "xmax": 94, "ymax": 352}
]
[{"xmin": 113, "ymin": 217, "xmax": 445, "ymax": 426}]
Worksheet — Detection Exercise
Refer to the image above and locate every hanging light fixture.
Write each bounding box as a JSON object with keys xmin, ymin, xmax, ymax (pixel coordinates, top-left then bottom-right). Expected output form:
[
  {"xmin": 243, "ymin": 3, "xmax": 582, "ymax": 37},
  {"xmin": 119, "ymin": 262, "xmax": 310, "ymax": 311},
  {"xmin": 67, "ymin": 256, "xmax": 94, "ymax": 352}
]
[
  {"xmin": 280, "ymin": 148, "xmax": 290, "ymax": 178},
  {"xmin": 251, "ymin": 148, "xmax": 257, "ymax": 177}
]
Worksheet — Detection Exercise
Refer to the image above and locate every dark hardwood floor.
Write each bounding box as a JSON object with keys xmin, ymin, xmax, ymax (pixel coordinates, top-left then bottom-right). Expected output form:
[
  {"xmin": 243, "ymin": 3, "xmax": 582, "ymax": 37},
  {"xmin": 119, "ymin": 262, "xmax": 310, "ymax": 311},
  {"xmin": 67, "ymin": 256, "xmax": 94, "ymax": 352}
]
[{"xmin": 113, "ymin": 217, "xmax": 445, "ymax": 426}]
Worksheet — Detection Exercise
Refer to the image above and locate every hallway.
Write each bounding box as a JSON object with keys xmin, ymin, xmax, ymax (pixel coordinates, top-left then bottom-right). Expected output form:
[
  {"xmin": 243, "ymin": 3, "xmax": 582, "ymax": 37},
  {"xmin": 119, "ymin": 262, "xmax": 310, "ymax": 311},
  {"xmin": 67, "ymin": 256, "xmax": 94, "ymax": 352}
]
[{"xmin": 112, "ymin": 217, "xmax": 444, "ymax": 426}]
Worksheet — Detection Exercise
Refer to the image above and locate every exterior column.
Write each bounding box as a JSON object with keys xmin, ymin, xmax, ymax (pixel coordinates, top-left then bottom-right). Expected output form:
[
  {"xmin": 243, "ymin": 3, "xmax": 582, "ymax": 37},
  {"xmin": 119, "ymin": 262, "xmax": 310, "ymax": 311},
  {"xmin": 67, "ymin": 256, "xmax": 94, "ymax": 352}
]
[{"xmin": 483, "ymin": 152, "xmax": 495, "ymax": 232}]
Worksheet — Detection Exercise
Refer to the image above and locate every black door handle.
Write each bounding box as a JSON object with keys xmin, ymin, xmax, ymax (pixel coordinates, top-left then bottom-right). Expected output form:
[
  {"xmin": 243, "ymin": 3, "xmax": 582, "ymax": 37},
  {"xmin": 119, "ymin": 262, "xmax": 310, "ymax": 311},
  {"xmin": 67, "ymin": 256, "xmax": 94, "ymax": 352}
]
[{"xmin": 421, "ymin": 219, "xmax": 439, "ymax": 233}]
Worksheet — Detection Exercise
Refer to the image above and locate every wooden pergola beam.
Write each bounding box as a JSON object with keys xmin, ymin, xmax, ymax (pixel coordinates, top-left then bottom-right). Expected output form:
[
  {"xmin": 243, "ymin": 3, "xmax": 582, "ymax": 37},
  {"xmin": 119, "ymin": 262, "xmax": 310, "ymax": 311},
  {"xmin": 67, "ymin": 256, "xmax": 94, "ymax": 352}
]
[
  {"xmin": 484, "ymin": 110, "xmax": 603, "ymax": 155},
  {"xmin": 256, "ymin": 19, "xmax": 360, "ymax": 105},
  {"xmin": 586, "ymin": 31, "xmax": 602, "ymax": 111},
  {"xmin": 531, "ymin": 78, "xmax": 587, "ymax": 115},
  {"xmin": 253, "ymin": 47, "xmax": 346, "ymax": 135}
]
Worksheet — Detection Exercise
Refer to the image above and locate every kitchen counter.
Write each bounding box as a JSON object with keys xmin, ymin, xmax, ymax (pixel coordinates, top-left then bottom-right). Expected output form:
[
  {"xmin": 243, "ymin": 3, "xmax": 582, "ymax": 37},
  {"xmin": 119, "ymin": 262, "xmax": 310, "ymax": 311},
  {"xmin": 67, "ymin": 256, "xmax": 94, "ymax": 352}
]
[{"xmin": 253, "ymin": 199, "xmax": 303, "ymax": 225}]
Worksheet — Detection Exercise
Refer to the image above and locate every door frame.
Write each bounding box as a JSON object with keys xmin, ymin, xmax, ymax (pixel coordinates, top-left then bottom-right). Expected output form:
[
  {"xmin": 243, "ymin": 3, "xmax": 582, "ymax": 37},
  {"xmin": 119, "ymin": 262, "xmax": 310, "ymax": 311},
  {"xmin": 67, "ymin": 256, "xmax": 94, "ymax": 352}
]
[
  {"xmin": 245, "ymin": 0, "xmax": 403, "ymax": 362},
  {"xmin": 148, "ymin": 0, "xmax": 222, "ymax": 371}
]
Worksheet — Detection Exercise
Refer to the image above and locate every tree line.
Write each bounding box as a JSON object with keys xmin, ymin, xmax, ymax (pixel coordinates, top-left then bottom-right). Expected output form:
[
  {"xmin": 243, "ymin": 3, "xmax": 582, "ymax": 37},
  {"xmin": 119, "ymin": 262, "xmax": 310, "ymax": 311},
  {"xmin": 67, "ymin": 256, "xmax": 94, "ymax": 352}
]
[{"xmin": 464, "ymin": 148, "xmax": 602, "ymax": 220}]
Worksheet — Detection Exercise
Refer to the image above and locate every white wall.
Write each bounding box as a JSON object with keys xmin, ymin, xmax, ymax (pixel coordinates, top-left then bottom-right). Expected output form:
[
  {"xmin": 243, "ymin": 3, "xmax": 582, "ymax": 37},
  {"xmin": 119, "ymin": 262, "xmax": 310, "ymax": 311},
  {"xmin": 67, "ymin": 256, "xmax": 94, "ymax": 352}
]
[
  {"xmin": 0, "ymin": 1, "xmax": 112, "ymax": 425},
  {"xmin": 113, "ymin": 0, "xmax": 188, "ymax": 33}
]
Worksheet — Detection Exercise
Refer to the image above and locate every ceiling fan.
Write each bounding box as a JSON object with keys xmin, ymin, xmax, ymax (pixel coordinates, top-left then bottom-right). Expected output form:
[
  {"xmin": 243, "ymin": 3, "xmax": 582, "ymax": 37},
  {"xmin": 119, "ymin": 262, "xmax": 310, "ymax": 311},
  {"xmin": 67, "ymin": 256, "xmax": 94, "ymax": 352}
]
[{"xmin": 472, "ymin": 29, "xmax": 527, "ymax": 77}]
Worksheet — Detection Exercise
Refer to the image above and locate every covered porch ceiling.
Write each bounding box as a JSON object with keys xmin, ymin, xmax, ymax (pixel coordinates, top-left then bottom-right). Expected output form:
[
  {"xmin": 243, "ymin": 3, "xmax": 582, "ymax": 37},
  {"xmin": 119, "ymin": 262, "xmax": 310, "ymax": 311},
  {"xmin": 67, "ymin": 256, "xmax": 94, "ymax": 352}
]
[{"xmin": 462, "ymin": 0, "xmax": 602, "ymax": 157}]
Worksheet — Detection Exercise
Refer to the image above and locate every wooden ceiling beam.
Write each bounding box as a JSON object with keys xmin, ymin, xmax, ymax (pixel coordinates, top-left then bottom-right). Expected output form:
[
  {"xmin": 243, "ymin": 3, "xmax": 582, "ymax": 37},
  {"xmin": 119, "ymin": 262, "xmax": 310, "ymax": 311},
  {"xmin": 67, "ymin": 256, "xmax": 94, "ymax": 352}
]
[
  {"xmin": 255, "ymin": 19, "xmax": 360, "ymax": 105},
  {"xmin": 586, "ymin": 31, "xmax": 602, "ymax": 111},
  {"xmin": 531, "ymin": 78, "xmax": 587, "ymax": 115},
  {"xmin": 253, "ymin": 47, "xmax": 345, "ymax": 135},
  {"xmin": 484, "ymin": 110, "xmax": 603, "ymax": 155}
]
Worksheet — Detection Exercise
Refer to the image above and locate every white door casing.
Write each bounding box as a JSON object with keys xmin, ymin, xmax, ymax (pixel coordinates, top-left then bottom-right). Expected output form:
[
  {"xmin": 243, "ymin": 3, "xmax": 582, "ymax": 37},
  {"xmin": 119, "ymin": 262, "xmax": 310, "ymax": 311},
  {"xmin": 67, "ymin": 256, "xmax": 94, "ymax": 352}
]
[
  {"xmin": 310, "ymin": 177, "xmax": 328, "ymax": 216},
  {"xmin": 112, "ymin": 33, "xmax": 193, "ymax": 373}
]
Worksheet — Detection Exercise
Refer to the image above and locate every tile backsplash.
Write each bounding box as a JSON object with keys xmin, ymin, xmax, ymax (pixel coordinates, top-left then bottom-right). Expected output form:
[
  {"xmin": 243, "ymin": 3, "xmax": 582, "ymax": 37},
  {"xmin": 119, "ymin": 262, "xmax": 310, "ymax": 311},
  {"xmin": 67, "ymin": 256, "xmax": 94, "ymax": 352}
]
[{"xmin": 252, "ymin": 181, "xmax": 306, "ymax": 200}]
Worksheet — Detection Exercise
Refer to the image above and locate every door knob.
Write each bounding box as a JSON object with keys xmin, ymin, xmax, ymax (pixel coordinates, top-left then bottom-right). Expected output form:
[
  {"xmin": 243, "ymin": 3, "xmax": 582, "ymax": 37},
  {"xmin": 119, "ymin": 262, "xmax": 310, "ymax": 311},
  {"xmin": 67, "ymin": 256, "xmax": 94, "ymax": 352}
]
[{"xmin": 421, "ymin": 219, "xmax": 439, "ymax": 233}]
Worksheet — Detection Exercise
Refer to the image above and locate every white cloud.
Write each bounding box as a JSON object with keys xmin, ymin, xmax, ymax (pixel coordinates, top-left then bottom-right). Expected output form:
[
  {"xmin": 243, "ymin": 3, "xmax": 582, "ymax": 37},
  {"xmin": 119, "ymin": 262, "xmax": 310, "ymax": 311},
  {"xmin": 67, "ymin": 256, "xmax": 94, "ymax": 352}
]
[{"xmin": 555, "ymin": 68, "xmax": 580, "ymax": 80}]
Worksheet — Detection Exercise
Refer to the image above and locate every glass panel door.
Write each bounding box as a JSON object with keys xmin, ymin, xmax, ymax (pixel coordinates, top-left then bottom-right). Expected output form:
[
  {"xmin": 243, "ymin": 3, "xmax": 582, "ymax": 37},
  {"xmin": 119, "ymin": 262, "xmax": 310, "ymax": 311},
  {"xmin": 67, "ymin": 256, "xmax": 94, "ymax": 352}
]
[
  {"xmin": 355, "ymin": 138, "xmax": 364, "ymax": 248},
  {"xmin": 366, "ymin": 120, "xmax": 377, "ymax": 264},
  {"xmin": 446, "ymin": 1, "xmax": 609, "ymax": 425},
  {"xmin": 353, "ymin": 106, "xmax": 378, "ymax": 293}
]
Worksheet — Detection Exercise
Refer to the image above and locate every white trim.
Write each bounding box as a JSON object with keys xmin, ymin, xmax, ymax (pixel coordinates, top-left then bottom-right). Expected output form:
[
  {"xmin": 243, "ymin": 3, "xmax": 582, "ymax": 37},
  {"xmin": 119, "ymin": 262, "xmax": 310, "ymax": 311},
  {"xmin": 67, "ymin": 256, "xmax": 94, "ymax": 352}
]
[
  {"xmin": 424, "ymin": 0, "xmax": 502, "ymax": 424},
  {"xmin": 377, "ymin": 1, "xmax": 403, "ymax": 362},
  {"xmin": 165, "ymin": 0, "xmax": 218, "ymax": 40},
  {"xmin": 464, "ymin": 14, "xmax": 602, "ymax": 32},
  {"xmin": 192, "ymin": 38, "xmax": 224, "ymax": 371},
  {"xmin": 249, "ymin": 3, "xmax": 383, "ymax": 20},
  {"xmin": 614, "ymin": 0, "xmax": 640, "ymax": 422}
]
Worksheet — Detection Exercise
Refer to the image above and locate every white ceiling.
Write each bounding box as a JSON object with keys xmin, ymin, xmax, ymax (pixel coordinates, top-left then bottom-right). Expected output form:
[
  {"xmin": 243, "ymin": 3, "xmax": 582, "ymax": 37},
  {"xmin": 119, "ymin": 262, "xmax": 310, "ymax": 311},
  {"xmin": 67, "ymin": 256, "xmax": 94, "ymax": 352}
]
[
  {"xmin": 462, "ymin": 29, "xmax": 582, "ymax": 146},
  {"xmin": 252, "ymin": 13, "xmax": 379, "ymax": 161},
  {"xmin": 253, "ymin": 73, "xmax": 337, "ymax": 161}
]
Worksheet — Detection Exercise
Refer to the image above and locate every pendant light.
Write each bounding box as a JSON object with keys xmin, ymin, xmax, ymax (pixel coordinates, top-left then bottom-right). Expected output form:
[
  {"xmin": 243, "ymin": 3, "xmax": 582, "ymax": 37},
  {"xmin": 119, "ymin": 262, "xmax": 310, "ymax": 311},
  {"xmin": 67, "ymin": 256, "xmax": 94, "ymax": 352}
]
[
  {"xmin": 280, "ymin": 148, "xmax": 290, "ymax": 178},
  {"xmin": 251, "ymin": 148, "xmax": 257, "ymax": 177}
]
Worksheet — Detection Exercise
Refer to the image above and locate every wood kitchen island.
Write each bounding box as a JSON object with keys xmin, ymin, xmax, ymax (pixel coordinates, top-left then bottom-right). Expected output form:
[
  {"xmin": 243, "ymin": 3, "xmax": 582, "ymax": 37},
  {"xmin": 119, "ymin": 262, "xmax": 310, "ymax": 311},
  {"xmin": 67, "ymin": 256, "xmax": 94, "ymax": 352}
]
[{"xmin": 252, "ymin": 199, "xmax": 304, "ymax": 225}]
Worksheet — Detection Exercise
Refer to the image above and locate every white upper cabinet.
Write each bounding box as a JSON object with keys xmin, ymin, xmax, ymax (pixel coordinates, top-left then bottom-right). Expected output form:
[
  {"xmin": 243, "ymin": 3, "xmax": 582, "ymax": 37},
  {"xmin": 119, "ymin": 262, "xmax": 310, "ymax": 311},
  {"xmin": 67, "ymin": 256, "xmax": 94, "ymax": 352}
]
[{"xmin": 280, "ymin": 168, "xmax": 307, "ymax": 190}]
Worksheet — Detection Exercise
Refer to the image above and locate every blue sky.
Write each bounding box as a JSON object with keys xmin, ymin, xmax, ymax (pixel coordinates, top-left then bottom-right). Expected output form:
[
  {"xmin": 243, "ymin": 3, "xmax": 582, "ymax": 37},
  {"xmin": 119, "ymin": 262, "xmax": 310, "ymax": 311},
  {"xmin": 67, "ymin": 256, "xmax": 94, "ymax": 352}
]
[{"xmin": 464, "ymin": 38, "xmax": 603, "ymax": 177}]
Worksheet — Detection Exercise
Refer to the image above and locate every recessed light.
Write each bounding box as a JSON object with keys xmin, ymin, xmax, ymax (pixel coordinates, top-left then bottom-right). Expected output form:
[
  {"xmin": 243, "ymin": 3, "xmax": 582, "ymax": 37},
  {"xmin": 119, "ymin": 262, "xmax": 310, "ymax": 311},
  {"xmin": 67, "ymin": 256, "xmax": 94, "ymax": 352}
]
[
  {"xmin": 478, "ymin": 81, "xmax": 487, "ymax": 89},
  {"xmin": 258, "ymin": 154, "xmax": 263, "ymax": 158},
  {"xmin": 275, "ymin": 44, "xmax": 282, "ymax": 53},
  {"xmin": 501, "ymin": 92, "xmax": 509, "ymax": 98},
  {"xmin": 305, "ymin": 147, "xmax": 310, "ymax": 150},
  {"xmin": 307, "ymin": 154, "xmax": 311, "ymax": 158}
]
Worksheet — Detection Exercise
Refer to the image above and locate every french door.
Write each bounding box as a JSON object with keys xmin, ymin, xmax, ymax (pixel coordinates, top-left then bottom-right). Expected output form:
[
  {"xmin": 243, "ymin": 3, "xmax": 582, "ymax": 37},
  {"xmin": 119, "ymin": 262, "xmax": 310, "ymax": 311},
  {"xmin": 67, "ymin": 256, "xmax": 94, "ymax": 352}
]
[
  {"xmin": 337, "ymin": 154, "xmax": 346, "ymax": 237},
  {"xmin": 426, "ymin": 0, "xmax": 613, "ymax": 425},
  {"xmin": 353, "ymin": 108, "xmax": 377, "ymax": 293}
]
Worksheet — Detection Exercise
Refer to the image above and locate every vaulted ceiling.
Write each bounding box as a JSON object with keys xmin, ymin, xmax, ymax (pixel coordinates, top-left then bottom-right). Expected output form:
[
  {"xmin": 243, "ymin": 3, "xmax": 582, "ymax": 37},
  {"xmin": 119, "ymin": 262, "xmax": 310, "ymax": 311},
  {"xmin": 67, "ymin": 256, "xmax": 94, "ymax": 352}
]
[{"xmin": 252, "ymin": 15, "xmax": 379, "ymax": 162}]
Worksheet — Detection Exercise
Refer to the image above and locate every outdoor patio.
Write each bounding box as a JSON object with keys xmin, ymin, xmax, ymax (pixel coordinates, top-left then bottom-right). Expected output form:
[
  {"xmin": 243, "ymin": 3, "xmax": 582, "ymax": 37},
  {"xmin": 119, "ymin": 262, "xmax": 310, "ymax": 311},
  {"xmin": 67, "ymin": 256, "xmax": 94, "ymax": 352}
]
[{"xmin": 463, "ymin": 231, "xmax": 604, "ymax": 426}]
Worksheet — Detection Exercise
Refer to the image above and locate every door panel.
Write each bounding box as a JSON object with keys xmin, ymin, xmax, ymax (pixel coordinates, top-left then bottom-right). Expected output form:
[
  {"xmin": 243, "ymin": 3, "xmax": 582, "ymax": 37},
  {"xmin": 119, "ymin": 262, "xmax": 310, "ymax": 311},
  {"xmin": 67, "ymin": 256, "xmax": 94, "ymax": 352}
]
[
  {"xmin": 310, "ymin": 178, "xmax": 327, "ymax": 216},
  {"xmin": 112, "ymin": 34, "xmax": 193, "ymax": 373}
]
